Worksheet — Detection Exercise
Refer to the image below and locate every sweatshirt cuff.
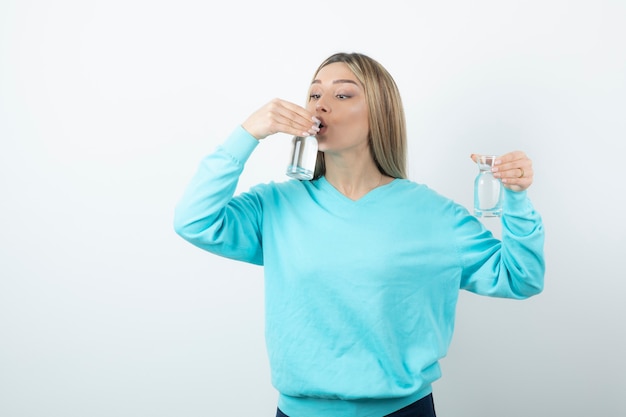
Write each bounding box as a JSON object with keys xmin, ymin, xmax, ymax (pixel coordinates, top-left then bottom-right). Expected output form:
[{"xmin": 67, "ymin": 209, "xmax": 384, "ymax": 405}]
[
  {"xmin": 503, "ymin": 188, "xmax": 532, "ymax": 215},
  {"xmin": 220, "ymin": 125, "xmax": 260, "ymax": 165}
]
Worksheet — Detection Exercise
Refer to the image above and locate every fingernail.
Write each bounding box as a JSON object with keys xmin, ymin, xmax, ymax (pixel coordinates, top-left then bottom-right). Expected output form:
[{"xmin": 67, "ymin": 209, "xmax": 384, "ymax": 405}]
[{"xmin": 312, "ymin": 116, "xmax": 321, "ymax": 126}]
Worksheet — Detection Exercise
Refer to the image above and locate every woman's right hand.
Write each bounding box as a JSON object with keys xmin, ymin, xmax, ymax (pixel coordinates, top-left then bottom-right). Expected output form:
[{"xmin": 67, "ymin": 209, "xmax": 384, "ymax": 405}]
[{"xmin": 241, "ymin": 98, "xmax": 320, "ymax": 140}]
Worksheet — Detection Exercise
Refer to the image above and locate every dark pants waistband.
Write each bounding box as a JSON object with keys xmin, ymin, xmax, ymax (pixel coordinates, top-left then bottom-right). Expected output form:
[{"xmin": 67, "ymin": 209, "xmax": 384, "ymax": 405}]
[{"xmin": 276, "ymin": 393, "xmax": 436, "ymax": 417}]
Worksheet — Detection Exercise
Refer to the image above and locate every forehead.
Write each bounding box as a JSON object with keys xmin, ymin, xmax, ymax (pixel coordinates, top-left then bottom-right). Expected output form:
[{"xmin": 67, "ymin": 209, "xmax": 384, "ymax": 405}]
[{"xmin": 313, "ymin": 62, "xmax": 360, "ymax": 84}]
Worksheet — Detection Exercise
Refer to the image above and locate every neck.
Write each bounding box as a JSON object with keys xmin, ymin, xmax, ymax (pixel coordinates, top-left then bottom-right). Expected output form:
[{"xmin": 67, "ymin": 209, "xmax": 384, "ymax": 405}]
[{"xmin": 323, "ymin": 153, "xmax": 386, "ymax": 201}]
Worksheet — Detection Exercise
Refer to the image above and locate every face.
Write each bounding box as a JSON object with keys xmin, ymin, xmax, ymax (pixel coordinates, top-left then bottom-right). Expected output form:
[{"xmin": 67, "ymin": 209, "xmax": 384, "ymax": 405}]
[{"xmin": 307, "ymin": 62, "xmax": 369, "ymax": 154}]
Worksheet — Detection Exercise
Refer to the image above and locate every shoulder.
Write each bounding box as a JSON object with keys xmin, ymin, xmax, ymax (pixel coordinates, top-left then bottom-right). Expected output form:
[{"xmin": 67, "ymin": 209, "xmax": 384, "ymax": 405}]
[
  {"xmin": 385, "ymin": 179, "xmax": 475, "ymax": 224},
  {"xmin": 388, "ymin": 179, "xmax": 458, "ymax": 208},
  {"xmin": 246, "ymin": 178, "xmax": 310, "ymax": 200}
]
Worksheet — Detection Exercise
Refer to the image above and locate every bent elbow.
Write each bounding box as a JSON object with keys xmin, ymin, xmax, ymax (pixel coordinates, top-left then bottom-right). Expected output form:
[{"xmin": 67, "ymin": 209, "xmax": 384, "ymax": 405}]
[
  {"xmin": 173, "ymin": 219, "xmax": 187, "ymax": 239},
  {"xmin": 523, "ymin": 280, "xmax": 544, "ymax": 298},
  {"xmin": 173, "ymin": 209, "xmax": 197, "ymax": 240},
  {"xmin": 513, "ymin": 271, "xmax": 545, "ymax": 299}
]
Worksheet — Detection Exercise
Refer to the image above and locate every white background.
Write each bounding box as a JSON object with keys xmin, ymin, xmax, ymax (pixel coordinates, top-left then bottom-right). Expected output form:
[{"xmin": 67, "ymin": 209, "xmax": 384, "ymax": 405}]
[{"xmin": 1, "ymin": 1, "xmax": 625, "ymax": 416}]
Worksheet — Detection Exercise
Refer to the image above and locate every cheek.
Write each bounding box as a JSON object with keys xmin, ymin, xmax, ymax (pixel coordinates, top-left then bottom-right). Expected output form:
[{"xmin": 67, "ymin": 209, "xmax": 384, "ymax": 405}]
[
  {"xmin": 348, "ymin": 102, "xmax": 368, "ymax": 120},
  {"xmin": 346, "ymin": 103, "xmax": 369, "ymax": 131}
]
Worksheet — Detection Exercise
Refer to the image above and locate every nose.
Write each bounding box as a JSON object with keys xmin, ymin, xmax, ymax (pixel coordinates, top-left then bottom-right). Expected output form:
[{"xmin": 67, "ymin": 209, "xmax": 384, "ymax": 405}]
[{"xmin": 315, "ymin": 99, "xmax": 329, "ymax": 113}]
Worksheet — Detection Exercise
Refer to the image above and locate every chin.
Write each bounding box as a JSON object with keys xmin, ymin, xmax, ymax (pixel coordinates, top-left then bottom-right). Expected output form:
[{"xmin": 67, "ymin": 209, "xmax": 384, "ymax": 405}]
[{"xmin": 315, "ymin": 138, "xmax": 329, "ymax": 152}]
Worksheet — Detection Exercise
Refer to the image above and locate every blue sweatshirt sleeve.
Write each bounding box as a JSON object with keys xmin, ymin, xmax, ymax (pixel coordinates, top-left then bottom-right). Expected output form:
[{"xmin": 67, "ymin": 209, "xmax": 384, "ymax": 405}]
[
  {"xmin": 456, "ymin": 189, "xmax": 545, "ymax": 299},
  {"xmin": 173, "ymin": 126, "xmax": 265, "ymax": 265}
]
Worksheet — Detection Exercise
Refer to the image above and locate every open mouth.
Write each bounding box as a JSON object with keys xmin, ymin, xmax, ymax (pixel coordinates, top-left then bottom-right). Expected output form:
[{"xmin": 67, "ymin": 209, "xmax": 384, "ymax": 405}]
[{"xmin": 315, "ymin": 118, "xmax": 326, "ymax": 133}]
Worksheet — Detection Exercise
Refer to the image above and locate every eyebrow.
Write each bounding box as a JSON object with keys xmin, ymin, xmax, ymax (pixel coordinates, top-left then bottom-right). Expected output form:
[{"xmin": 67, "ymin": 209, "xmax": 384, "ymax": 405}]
[{"xmin": 311, "ymin": 79, "xmax": 359, "ymax": 86}]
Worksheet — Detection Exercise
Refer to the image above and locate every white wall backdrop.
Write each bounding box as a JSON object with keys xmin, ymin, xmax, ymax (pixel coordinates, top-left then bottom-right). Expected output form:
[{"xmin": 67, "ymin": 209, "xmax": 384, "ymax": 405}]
[{"xmin": 1, "ymin": 1, "xmax": 625, "ymax": 416}]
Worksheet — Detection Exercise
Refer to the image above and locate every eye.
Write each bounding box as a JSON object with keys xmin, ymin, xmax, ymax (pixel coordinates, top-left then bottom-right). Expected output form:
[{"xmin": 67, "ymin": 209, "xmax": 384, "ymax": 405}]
[
  {"xmin": 336, "ymin": 94, "xmax": 352, "ymax": 100},
  {"xmin": 309, "ymin": 93, "xmax": 321, "ymax": 100}
]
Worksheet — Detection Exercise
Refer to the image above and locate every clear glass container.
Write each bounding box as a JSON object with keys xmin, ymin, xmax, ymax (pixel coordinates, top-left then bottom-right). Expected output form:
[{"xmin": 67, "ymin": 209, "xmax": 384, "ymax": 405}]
[
  {"xmin": 286, "ymin": 136, "xmax": 318, "ymax": 180},
  {"xmin": 474, "ymin": 154, "xmax": 503, "ymax": 217}
]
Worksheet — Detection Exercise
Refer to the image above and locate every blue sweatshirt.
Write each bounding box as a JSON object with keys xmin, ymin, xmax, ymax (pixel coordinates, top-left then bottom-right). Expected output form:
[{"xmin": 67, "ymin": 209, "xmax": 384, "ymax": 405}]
[{"xmin": 173, "ymin": 126, "xmax": 545, "ymax": 417}]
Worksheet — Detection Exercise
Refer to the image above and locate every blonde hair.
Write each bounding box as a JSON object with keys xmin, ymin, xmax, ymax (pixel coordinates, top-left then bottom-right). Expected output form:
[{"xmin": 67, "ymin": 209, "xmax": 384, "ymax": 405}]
[{"xmin": 311, "ymin": 52, "xmax": 407, "ymax": 179}]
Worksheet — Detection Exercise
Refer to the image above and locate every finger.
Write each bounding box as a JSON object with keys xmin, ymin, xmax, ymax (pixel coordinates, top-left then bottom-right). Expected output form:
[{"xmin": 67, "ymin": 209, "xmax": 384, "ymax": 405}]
[
  {"xmin": 501, "ymin": 175, "xmax": 533, "ymax": 192},
  {"xmin": 277, "ymin": 99, "xmax": 317, "ymax": 124},
  {"xmin": 500, "ymin": 165, "xmax": 533, "ymax": 191},
  {"xmin": 267, "ymin": 99, "xmax": 319, "ymax": 135},
  {"xmin": 494, "ymin": 165, "xmax": 533, "ymax": 184},
  {"xmin": 272, "ymin": 119, "xmax": 318, "ymax": 137},
  {"xmin": 490, "ymin": 151, "xmax": 535, "ymax": 192},
  {"xmin": 495, "ymin": 150, "xmax": 527, "ymax": 164},
  {"xmin": 246, "ymin": 99, "xmax": 319, "ymax": 139},
  {"xmin": 498, "ymin": 166, "xmax": 533, "ymax": 180},
  {"xmin": 494, "ymin": 152, "xmax": 532, "ymax": 177}
]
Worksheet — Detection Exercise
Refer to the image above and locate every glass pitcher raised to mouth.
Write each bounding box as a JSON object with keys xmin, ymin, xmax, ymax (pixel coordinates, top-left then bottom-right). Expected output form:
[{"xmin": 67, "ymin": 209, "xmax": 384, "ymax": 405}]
[
  {"xmin": 286, "ymin": 135, "xmax": 318, "ymax": 181},
  {"xmin": 474, "ymin": 154, "xmax": 503, "ymax": 217}
]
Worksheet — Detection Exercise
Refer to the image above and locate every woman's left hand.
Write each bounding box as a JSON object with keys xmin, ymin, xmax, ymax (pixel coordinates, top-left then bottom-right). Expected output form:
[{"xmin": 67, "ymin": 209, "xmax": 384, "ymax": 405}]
[{"xmin": 471, "ymin": 151, "xmax": 534, "ymax": 192}]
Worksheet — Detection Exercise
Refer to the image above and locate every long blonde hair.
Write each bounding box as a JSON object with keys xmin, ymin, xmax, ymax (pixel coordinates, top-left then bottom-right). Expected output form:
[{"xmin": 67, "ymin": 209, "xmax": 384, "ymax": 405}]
[{"xmin": 312, "ymin": 52, "xmax": 407, "ymax": 179}]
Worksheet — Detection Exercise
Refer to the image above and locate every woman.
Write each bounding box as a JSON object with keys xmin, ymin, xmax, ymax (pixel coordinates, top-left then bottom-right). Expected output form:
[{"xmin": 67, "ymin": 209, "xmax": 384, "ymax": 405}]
[{"xmin": 174, "ymin": 52, "xmax": 545, "ymax": 417}]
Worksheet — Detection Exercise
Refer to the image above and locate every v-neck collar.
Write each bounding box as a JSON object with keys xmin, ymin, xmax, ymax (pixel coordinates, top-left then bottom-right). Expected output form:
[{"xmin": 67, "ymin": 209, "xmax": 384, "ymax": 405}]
[{"xmin": 315, "ymin": 176, "xmax": 398, "ymax": 205}]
